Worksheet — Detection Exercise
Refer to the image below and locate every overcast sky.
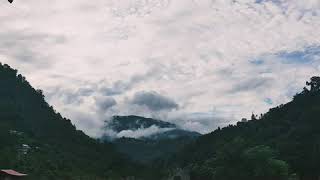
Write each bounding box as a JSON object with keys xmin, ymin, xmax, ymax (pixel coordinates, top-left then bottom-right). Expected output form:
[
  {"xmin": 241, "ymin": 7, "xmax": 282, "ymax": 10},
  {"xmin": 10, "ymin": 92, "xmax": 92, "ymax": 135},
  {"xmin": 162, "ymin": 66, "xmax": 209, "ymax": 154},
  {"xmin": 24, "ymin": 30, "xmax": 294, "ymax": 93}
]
[{"xmin": 0, "ymin": 0, "xmax": 320, "ymax": 137}]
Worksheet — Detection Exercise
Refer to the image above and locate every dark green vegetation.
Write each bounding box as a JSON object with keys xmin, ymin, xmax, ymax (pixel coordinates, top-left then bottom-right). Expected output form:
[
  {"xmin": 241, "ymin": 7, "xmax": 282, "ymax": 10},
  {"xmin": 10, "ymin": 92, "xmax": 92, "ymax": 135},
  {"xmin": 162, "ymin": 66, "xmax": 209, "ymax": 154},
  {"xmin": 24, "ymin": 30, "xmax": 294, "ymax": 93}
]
[
  {"xmin": 0, "ymin": 63, "xmax": 148, "ymax": 180},
  {"xmin": 168, "ymin": 76, "xmax": 320, "ymax": 180},
  {"xmin": 1, "ymin": 62, "xmax": 320, "ymax": 180},
  {"xmin": 112, "ymin": 137, "xmax": 197, "ymax": 164},
  {"xmin": 103, "ymin": 116, "xmax": 200, "ymax": 163},
  {"xmin": 106, "ymin": 115, "xmax": 176, "ymax": 132},
  {"xmin": 104, "ymin": 115, "xmax": 200, "ymax": 140}
]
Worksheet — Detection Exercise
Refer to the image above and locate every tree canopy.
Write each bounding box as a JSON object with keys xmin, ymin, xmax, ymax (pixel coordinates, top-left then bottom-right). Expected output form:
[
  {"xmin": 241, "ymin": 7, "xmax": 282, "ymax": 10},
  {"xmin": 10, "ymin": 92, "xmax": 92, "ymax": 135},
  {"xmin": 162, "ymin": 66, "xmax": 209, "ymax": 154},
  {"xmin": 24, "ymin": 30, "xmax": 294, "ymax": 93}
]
[{"xmin": 168, "ymin": 76, "xmax": 320, "ymax": 180}]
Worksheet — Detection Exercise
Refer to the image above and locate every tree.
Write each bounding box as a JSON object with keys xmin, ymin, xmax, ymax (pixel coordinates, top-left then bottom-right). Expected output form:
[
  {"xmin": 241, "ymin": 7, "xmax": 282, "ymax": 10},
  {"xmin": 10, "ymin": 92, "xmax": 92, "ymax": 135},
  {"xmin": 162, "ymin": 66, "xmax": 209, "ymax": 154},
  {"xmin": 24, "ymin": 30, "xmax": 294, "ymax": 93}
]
[
  {"xmin": 306, "ymin": 76, "xmax": 320, "ymax": 92},
  {"xmin": 243, "ymin": 146, "xmax": 289, "ymax": 180},
  {"xmin": 251, "ymin": 113, "xmax": 258, "ymax": 121},
  {"xmin": 188, "ymin": 141, "xmax": 289, "ymax": 180}
]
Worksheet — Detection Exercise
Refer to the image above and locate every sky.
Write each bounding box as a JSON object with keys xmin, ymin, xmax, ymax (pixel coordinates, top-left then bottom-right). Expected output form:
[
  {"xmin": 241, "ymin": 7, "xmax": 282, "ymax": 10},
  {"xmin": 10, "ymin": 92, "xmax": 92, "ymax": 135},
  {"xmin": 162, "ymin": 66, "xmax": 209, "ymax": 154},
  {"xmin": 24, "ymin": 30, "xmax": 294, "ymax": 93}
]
[{"xmin": 0, "ymin": 0, "xmax": 320, "ymax": 137}]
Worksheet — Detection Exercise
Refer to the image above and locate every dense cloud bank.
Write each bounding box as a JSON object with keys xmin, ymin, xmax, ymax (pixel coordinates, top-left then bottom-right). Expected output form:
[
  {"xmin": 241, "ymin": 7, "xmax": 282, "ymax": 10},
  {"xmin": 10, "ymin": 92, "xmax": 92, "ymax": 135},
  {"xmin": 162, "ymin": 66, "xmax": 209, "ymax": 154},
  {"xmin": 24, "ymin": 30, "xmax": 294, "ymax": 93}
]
[
  {"xmin": 131, "ymin": 91, "xmax": 179, "ymax": 111},
  {"xmin": 0, "ymin": 0, "xmax": 319, "ymax": 136}
]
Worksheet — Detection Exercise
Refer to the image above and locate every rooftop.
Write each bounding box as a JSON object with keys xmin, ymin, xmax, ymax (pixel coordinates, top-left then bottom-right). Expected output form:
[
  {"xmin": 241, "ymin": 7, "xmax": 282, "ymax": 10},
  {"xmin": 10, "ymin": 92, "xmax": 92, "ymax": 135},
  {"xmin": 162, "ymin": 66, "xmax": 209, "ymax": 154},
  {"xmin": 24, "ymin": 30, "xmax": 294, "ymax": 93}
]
[{"xmin": 0, "ymin": 170, "xmax": 27, "ymax": 176}]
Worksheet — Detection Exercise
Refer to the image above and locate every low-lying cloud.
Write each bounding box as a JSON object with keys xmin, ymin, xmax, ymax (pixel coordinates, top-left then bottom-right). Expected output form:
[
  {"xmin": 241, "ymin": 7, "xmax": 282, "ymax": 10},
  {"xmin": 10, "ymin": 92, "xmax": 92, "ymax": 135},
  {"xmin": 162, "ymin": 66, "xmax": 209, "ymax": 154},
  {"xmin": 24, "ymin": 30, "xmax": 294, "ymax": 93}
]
[{"xmin": 105, "ymin": 125, "xmax": 174, "ymax": 139}]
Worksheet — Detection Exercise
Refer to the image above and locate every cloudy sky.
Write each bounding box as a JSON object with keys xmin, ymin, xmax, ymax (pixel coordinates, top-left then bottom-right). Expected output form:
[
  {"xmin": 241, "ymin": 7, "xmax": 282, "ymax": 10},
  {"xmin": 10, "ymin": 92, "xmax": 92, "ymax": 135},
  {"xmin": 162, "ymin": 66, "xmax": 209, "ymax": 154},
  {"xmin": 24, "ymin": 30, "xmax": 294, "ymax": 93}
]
[{"xmin": 0, "ymin": 0, "xmax": 320, "ymax": 137}]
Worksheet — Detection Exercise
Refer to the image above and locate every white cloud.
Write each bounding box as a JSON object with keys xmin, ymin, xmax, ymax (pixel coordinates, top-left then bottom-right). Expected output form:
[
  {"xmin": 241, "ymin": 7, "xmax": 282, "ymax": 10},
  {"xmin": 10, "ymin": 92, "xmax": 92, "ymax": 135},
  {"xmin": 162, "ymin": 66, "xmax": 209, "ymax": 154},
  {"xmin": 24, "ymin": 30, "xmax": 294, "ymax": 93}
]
[
  {"xmin": 113, "ymin": 125, "xmax": 174, "ymax": 139},
  {"xmin": 0, "ymin": 0, "xmax": 319, "ymax": 136},
  {"xmin": 95, "ymin": 96, "xmax": 117, "ymax": 111}
]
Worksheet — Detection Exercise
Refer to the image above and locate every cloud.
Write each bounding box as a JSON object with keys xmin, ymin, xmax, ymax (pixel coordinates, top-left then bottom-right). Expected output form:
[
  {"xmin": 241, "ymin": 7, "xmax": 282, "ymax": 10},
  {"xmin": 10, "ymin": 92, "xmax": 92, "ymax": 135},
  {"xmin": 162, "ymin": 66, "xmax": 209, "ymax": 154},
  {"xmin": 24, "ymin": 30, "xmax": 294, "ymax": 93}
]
[
  {"xmin": 63, "ymin": 108, "xmax": 105, "ymax": 138},
  {"xmin": 275, "ymin": 46, "xmax": 320, "ymax": 64},
  {"xmin": 99, "ymin": 65, "xmax": 164, "ymax": 96},
  {"xmin": 0, "ymin": 30, "xmax": 65, "ymax": 71},
  {"xmin": 131, "ymin": 91, "xmax": 179, "ymax": 111},
  {"xmin": 229, "ymin": 77, "xmax": 274, "ymax": 93},
  {"xmin": 168, "ymin": 111, "xmax": 235, "ymax": 134},
  {"xmin": 101, "ymin": 81, "xmax": 132, "ymax": 96},
  {"xmin": 95, "ymin": 97, "xmax": 117, "ymax": 111},
  {"xmin": 115, "ymin": 125, "xmax": 174, "ymax": 139},
  {"xmin": 1, "ymin": 0, "xmax": 320, "ymax": 136},
  {"xmin": 78, "ymin": 87, "xmax": 94, "ymax": 96}
]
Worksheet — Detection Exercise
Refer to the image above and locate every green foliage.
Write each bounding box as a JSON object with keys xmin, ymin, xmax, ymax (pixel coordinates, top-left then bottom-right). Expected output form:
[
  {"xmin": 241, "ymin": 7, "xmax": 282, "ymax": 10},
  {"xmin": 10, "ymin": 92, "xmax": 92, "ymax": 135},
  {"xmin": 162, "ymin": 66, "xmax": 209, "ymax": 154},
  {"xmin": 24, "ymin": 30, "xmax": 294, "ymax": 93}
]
[
  {"xmin": 107, "ymin": 115, "xmax": 176, "ymax": 132},
  {"xmin": 113, "ymin": 136, "xmax": 198, "ymax": 163},
  {"xmin": 306, "ymin": 76, "xmax": 320, "ymax": 92},
  {"xmin": 0, "ymin": 63, "xmax": 146, "ymax": 179},
  {"xmin": 188, "ymin": 141, "xmax": 288, "ymax": 180},
  {"xmin": 170, "ymin": 76, "xmax": 320, "ymax": 180},
  {"xmin": 103, "ymin": 115, "xmax": 200, "ymax": 163},
  {"xmin": 242, "ymin": 146, "xmax": 288, "ymax": 178},
  {"xmin": 2, "ymin": 62, "xmax": 320, "ymax": 180}
]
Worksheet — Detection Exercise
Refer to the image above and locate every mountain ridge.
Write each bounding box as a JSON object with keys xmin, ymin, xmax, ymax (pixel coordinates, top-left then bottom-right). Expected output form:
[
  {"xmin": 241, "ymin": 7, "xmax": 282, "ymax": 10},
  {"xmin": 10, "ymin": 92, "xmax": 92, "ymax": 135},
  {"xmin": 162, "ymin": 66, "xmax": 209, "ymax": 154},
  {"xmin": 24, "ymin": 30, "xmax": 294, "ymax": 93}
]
[
  {"xmin": 165, "ymin": 76, "xmax": 320, "ymax": 180},
  {"xmin": 2, "ymin": 62, "xmax": 320, "ymax": 180},
  {"xmin": 101, "ymin": 115, "xmax": 201, "ymax": 163},
  {"xmin": 0, "ymin": 63, "xmax": 149, "ymax": 179},
  {"xmin": 103, "ymin": 115, "xmax": 201, "ymax": 140}
]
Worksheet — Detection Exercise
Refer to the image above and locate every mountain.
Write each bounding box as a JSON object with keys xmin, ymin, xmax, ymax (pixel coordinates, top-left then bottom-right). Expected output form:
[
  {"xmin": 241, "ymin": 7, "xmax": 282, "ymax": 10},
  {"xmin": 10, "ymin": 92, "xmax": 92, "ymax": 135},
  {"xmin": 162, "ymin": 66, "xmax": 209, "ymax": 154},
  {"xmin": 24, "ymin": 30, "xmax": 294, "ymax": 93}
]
[
  {"xmin": 4, "ymin": 61, "xmax": 320, "ymax": 180},
  {"xmin": 166, "ymin": 77, "xmax": 320, "ymax": 180},
  {"xmin": 104, "ymin": 115, "xmax": 200, "ymax": 140},
  {"xmin": 107, "ymin": 115, "xmax": 176, "ymax": 132},
  {"xmin": 0, "ymin": 63, "xmax": 149, "ymax": 179},
  {"xmin": 102, "ymin": 115, "xmax": 201, "ymax": 163}
]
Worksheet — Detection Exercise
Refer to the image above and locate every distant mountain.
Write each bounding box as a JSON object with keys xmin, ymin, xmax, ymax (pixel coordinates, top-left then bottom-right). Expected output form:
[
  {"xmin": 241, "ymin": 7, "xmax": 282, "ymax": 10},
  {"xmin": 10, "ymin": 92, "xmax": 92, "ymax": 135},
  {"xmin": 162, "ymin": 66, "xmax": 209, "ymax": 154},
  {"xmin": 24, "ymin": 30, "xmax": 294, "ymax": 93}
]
[
  {"xmin": 107, "ymin": 115, "xmax": 175, "ymax": 132},
  {"xmin": 102, "ymin": 115, "xmax": 201, "ymax": 163},
  {"xmin": 9, "ymin": 61, "xmax": 320, "ymax": 180},
  {"xmin": 104, "ymin": 115, "xmax": 200, "ymax": 140}
]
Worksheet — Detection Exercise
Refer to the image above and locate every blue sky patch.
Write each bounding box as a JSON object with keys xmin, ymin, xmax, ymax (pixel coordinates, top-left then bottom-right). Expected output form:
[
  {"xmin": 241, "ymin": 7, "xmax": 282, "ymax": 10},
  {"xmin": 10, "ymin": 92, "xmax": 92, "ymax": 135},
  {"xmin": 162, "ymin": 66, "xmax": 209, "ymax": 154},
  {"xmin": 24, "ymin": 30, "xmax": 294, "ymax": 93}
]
[
  {"xmin": 250, "ymin": 59, "xmax": 264, "ymax": 65},
  {"xmin": 264, "ymin": 98, "xmax": 273, "ymax": 105},
  {"xmin": 255, "ymin": 0, "xmax": 282, "ymax": 5},
  {"xmin": 252, "ymin": 46, "xmax": 320, "ymax": 66},
  {"xmin": 277, "ymin": 46, "xmax": 320, "ymax": 64}
]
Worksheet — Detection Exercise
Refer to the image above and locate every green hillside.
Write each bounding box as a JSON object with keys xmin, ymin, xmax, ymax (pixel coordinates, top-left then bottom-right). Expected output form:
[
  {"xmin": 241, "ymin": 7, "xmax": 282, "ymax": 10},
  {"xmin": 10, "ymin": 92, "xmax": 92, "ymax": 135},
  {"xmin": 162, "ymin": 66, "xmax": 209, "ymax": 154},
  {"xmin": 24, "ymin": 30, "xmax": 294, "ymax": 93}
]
[
  {"xmin": 168, "ymin": 77, "xmax": 320, "ymax": 180},
  {"xmin": 2, "ymin": 62, "xmax": 320, "ymax": 180},
  {"xmin": 103, "ymin": 115, "xmax": 200, "ymax": 163},
  {"xmin": 0, "ymin": 63, "xmax": 143, "ymax": 180}
]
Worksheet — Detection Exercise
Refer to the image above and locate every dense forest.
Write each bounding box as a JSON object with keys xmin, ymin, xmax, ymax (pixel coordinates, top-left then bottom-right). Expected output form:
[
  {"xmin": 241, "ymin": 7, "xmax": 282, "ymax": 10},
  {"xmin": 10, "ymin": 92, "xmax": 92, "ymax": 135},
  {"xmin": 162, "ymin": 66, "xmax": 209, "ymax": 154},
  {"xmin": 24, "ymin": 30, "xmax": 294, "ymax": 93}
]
[
  {"xmin": 165, "ymin": 77, "xmax": 320, "ymax": 180},
  {"xmin": 102, "ymin": 115, "xmax": 200, "ymax": 163},
  {"xmin": 1, "ymin": 62, "xmax": 320, "ymax": 180}
]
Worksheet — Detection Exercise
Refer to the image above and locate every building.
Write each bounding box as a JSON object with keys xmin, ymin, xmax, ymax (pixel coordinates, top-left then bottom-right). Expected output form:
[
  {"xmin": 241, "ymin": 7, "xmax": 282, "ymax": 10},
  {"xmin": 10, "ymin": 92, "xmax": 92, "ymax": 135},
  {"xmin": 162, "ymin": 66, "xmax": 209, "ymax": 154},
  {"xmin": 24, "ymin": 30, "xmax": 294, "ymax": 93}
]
[{"xmin": 0, "ymin": 170, "xmax": 27, "ymax": 180}]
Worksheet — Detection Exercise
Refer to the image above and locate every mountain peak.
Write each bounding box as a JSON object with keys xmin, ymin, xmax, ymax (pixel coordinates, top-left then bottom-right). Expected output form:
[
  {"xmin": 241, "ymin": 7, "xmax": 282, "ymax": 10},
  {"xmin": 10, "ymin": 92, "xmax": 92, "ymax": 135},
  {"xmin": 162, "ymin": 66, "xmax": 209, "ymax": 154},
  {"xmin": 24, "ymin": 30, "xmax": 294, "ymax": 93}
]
[
  {"xmin": 103, "ymin": 115, "xmax": 201, "ymax": 163},
  {"xmin": 103, "ymin": 115, "xmax": 200, "ymax": 140},
  {"xmin": 108, "ymin": 115, "xmax": 176, "ymax": 132}
]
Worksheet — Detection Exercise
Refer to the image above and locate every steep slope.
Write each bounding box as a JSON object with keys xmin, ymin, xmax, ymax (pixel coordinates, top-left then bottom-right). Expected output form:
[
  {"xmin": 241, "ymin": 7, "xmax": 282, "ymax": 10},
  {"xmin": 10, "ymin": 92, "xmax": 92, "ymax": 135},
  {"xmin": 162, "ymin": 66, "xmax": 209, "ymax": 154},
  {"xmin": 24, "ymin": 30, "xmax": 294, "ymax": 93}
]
[
  {"xmin": 0, "ymin": 63, "xmax": 142, "ymax": 179},
  {"xmin": 168, "ymin": 77, "xmax": 320, "ymax": 180},
  {"xmin": 102, "ymin": 115, "xmax": 201, "ymax": 163},
  {"xmin": 105, "ymin": 115, "xmax": 200, "ymax": 139},
  {"xmin": 108, "ymin": 115, "xmax": 176, "ymax": 132}
]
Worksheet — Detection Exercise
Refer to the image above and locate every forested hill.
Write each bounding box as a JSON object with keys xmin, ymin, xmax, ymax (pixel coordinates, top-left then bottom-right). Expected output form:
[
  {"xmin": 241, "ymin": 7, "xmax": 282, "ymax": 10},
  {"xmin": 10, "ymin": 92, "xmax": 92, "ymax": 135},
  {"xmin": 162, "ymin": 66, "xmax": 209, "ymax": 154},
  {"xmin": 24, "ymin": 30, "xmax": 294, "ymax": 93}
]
[
  {"xmin": 2, "ymin": 61, "xmax": 320, "ymax": 180},
  {"xmin": 107, "ymin": 115, "xmax": 177, "ymax": 132},
  {"xmin": 102, "ymin": 115, "xmax": 200, "ymax": 163},
  {"xmin": 168, "ymin": 77, "xmax": 320, "ymax": 180},
  {"xmin": 0, "ymin": 63, "xmax": 144, "ymax": 179}
]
